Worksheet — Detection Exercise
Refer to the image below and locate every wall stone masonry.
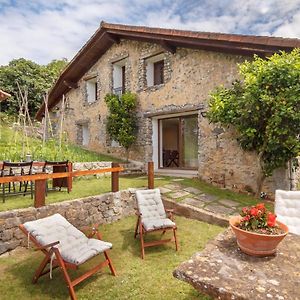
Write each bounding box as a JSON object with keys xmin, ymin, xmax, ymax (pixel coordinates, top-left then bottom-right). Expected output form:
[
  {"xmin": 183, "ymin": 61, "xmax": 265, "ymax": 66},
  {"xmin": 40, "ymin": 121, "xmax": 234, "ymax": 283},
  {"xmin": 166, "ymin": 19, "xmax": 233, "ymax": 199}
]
[
  {"xmin": 53, "ymin": 38, "xmax": 294, "ymax": 195},
  {"xmin": 0, "ymin": 189, "xmax": 136, "ymax": 255}
]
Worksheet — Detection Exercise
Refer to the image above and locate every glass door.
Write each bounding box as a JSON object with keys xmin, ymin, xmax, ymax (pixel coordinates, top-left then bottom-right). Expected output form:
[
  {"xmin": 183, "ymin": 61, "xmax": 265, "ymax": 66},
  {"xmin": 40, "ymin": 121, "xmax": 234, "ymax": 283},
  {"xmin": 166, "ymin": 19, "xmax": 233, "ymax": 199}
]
[
  {"xmin": 182, "ymin": 115, "xmax": 198, "ymax": 169},
  {"xmin": 159, "ymin": 115, "xmax": 198, "ymax": 169}
]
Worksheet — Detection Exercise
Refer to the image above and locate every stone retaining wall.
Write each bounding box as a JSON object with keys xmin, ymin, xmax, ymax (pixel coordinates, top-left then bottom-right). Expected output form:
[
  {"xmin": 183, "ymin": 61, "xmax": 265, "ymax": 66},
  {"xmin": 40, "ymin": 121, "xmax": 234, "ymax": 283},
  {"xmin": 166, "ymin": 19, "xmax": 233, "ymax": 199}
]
[{"xmin": 0, "ymin": 189, "xmax": 136, "ymax": 255}]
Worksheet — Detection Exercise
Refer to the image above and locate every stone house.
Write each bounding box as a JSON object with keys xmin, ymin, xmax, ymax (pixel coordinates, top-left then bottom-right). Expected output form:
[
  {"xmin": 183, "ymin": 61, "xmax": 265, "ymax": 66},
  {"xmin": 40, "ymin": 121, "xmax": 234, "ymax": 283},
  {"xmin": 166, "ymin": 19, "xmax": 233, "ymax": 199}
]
[{"xmin": 36, "ymin": 22, "xmax": 300, "ymax": 195}]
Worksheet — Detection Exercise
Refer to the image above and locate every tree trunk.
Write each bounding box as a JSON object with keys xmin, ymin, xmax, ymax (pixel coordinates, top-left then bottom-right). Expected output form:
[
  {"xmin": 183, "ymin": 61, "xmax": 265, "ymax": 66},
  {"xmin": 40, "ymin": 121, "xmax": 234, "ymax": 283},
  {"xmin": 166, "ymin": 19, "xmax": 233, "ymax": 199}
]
[
  {"xmin": 255, "ymin": 172, "xmax": 266, "ymax": 198},
  {"xmin": 255, "ymin": 150, "xmax": 267, "ymax": 198},
  {"xmin": 125, "ymin": 148, "xmax": 130, "ymax": 162}
]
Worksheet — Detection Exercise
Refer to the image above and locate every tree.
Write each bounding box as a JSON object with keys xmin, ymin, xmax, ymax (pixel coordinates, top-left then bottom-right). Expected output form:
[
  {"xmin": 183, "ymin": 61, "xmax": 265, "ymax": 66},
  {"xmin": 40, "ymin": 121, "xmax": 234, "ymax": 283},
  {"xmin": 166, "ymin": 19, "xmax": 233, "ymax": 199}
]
[
  {"xmin": 0, "ymin": 58, "xmax": 67, "ymax": 116},
  {"xmin": 208, "ymin": 49, "xmax": 300, "ymax": 196},
  {"xmin": 105, "ymin": 92, "xmax": 138, "ymax": 160}
]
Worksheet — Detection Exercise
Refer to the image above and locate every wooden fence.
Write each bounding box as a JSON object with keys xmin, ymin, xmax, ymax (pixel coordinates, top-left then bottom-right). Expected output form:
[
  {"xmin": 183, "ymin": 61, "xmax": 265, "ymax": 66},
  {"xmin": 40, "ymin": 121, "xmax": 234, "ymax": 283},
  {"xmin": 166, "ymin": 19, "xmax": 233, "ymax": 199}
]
[{"xmin": 0, "ymin": 162, "xmax": 155, "ymax": 208}]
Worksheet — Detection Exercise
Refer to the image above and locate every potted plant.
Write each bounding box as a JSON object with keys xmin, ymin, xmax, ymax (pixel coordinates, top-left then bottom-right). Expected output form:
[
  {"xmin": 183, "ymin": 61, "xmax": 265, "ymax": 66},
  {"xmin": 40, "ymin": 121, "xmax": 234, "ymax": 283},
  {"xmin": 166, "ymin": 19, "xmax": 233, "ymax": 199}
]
[{"xmin": 229, "ymin": 203, "xmax": 288, "ymax": 257}]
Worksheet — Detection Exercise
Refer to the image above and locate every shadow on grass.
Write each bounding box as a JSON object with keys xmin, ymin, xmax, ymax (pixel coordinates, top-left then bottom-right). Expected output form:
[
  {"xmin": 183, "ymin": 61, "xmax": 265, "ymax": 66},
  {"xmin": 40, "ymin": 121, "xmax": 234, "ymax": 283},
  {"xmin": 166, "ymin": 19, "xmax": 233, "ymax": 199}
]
[
  {"xmin": 7, "ymin": 250, "xmax": 115, "ymax": 300},
  {"xmin": 119, "ymin": 224, "xmax": 177, "ymax": 259}
]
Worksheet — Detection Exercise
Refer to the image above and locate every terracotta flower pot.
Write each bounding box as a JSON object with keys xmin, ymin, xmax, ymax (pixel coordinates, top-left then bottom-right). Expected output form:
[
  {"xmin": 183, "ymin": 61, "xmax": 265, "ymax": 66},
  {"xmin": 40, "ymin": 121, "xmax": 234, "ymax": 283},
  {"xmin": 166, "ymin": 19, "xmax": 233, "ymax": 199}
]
[{"xmin": 229, "ymin": 216, "xmax": 288, "ymax": 257}]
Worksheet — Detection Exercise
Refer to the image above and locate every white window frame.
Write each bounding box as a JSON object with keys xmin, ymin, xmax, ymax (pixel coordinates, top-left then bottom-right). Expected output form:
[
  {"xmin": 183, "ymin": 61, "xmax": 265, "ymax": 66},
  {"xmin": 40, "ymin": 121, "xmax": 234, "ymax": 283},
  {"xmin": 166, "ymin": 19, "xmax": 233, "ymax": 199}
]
[
  {"xmin": 145, "ymin": 53, "xmax": 165, "ymax": 87},
  {"xmin": 86, "ymin": 77, "xmax": 97, "ymax": 103}
]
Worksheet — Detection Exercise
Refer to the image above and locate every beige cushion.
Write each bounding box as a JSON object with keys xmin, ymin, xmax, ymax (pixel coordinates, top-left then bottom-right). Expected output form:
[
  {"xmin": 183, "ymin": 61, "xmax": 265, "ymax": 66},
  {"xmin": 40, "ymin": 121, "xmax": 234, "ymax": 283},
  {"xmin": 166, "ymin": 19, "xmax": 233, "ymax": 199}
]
[
  {"xmin": 23, "ymin": 214, "xmax": 112, "ymax": 265},
  {"xmin": 136, "ymin": 189, "xmax": 175, "ymax": 230},
  {"xmin": 275, "ymin": 190, "xmax": 300, "ymax": 235}
]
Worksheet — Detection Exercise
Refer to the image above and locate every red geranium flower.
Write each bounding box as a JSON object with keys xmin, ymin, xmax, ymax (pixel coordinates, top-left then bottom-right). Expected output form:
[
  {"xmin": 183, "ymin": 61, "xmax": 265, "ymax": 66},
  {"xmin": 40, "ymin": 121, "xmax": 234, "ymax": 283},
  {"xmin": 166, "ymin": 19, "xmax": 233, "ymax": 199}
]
[
  {"xmin": 242, "ymin": 215, "xmax": 250, "ymax": 222},
  {"xmin": 256, "ymin": 203, "xmax": 265, "ymax": 211},
  {"xmin": 242, "ymin": 207, "xmax": 248, "ymax": 214},
  {"xmin": 250, "ymin": 207, "xmax": 259, "ymax": 217},
  {"xmin": 267, "ymin": 212, "xmax": 277, "ymax": 227},
  {"xmin": 238, "ymin": 203, "xmax": 278, "ymax": 233}
]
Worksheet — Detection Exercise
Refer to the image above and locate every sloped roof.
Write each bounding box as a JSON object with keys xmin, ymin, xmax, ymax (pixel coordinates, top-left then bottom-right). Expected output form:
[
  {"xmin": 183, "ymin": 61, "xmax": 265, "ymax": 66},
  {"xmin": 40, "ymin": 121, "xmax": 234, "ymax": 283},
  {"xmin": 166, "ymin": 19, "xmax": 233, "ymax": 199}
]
[
  {"xmin": 0, "ymin": 89, "xmax": 11, "ymax": 102},
  {"xmin": 36, "ymin": 21, "xmax": 300, "ymax": 120}
]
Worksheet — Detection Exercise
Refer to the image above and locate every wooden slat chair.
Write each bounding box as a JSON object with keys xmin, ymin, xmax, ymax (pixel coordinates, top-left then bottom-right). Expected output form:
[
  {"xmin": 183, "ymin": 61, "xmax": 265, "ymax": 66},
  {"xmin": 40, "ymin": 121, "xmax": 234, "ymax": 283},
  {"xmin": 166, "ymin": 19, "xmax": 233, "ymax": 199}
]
[
  {"xmin": 42, "ymin": 160, "xmax": 70, "ymax": 193},
  {"xmin": 19, "ymin": 213, "xmax": 116, "ymax": 300},
  {"xmin": 275, "ymin": 190, "xmax": 300, "ymax": 235},
  {"xmin": 1, "ymin": 161, "xmax": 33, "ymax": 202},
  {"xmin": 134, "ymin": 188, "xmax": 178, "ymax": 259}
]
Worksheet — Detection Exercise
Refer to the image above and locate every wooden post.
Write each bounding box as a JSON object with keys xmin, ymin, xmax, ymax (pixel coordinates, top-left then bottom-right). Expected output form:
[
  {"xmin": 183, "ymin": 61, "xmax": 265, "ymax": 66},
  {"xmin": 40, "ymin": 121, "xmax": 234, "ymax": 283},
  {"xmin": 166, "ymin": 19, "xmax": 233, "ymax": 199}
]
[
  {"xmin": 148, "ymin": 161, "xmax": 154, "ymax": 189},
  {"xmin": 111, "ymin": 162, "xmax": 119, "ymax": 192},
  {"xmin": 67, "ymin": 162, "xmax": 73, "ymax": 193},
  {"xmin": 34, "ymin": 179, "xmax": 46, "ymax": 208}
]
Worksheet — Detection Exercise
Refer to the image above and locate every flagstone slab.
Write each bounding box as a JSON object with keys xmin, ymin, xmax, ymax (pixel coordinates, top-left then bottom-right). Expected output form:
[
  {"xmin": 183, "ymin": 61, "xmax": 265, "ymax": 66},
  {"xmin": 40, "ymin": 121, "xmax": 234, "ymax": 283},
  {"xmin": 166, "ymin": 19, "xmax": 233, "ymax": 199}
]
[
  {"xmin": 169, "ymin": 191, "xmax": 190, "ymax": 199},
  {"xmin": 183, "ymin": 187, "xmax": 202, "ymax": 194},
  {"xmin": 194, "ymin": 194, "xmax": 217, "ymax": 202},
  {"xmin": 218, "ymin": 199, "xmax": 240, "ymax": 207},
  {"xmin": 182, "ymin": 198, "xmax": 205, "ymax": 208},
  {"xmin": 204, "ymin": 204, "xmax": 235, "ymax": 215},
  {"xmin": 174, "ymin": 230, "xmax": 300, "ymax": 300},
  {"xmin": 171, "ymin": 178, "xmax": 185, "ymax": 182},
  {"xmin": 163, "ymin": 184, "xmax": 182, "ymax": 190},
  {"xmin": 159, "ymin": 187, "xmax": 172, "ymax": 194}
]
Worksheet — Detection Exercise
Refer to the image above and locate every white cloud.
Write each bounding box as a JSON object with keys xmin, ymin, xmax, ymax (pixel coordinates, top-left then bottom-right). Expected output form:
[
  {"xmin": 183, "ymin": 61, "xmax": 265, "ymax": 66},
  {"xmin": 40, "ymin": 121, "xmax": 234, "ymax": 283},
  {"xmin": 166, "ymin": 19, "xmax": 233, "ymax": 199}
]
[{"xmin": 0, "ymin": 0, "xmax": 299, "ymax": 66}]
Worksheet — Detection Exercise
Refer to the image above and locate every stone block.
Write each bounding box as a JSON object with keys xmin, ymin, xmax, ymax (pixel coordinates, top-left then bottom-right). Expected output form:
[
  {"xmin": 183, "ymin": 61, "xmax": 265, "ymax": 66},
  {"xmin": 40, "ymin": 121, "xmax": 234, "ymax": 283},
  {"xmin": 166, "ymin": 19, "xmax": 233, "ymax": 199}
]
[
  {"xmin": 194, "ymin": 194, "xmax": 217, "ymax": 202},
  {"xmin": 183, "ymin": 187, "xmax": 202, "ymax": 194},
  {"xmin": 159, "ymin": 187, "xmax": 172, "ymax": 194},
  {"xmin": 0, "ymin": 242, "xmax": 9, "ymax": 255},
  {"xmin": 204, "ymin": 204, "xmax": 235, "ymax": 215},
  {"xmin": 182, "ymin": 198, "xmax": 205, "ymax": 208},
  {"xmin": 169, "ymin": 191, "xmax": 190, "ymax": 199},
  {"xmin": 218, "ymin": 199, "xmax": 239, "ymax": 207},
  {"xmin": 5, "ymin": 217, "xmax": 21, "ymax": 229},
  {"xmin": 0, "ymin": 229, "xmax": 14, "ymax": 241}
]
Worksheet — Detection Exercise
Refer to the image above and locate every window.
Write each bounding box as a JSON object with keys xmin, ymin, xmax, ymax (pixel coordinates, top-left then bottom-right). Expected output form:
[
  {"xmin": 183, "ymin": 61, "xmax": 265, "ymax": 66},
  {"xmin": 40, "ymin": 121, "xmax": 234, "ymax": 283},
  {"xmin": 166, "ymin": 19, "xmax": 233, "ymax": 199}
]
[
  {"xmin": 153, "ymin": 60, "xmax": 164, "ymax": 85},
  {"xmin": 146, "ymin": 54, "xmax": 165, "ymax": 87},
  {"xmin": 86, "ymin": 77, "xmax": 97, "ymax": 103},
  {"xmin": 113, "ymin": 59, "xmax": 126, "ymax": 96}
]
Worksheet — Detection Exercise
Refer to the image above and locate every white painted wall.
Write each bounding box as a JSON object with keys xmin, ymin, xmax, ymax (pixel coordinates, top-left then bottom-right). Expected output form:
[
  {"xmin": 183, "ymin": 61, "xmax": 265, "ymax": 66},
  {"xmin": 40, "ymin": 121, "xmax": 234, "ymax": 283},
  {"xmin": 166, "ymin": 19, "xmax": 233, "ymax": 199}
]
[{"xmin": 82, "ymin": 124, "xmax": 89, "ymax": 146}]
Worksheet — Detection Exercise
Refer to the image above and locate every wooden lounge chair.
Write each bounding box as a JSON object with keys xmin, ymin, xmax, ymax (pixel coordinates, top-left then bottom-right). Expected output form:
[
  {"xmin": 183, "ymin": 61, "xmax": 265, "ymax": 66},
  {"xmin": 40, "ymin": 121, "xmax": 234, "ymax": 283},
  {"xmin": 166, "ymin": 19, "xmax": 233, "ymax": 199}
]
[
  {"xmin": 275, "ymin": 189, "xmax": 300, "ymax": 235},
  {"xmin": 19, "ymin": 213, "xmax": 116, "ymax": 300},
  {"xmin": 134, "ymin": 188, "xmax": 178, "ymax": 259}
]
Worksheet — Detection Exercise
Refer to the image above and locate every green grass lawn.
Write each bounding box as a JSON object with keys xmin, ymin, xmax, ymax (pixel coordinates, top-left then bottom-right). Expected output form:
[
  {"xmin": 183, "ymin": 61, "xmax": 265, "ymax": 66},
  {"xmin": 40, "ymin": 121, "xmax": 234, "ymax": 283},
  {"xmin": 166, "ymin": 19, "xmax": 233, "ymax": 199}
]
[
  {"xmin": 0, "ymin": 176, "xmax": 173, "ymax": 211},
  {"xmin": 0, "ymin": 175, "xmax": 270, "ymax": 212},
  {"xmin": 0, "ymin": 216, "xmax": 223, "ymax": 300}
]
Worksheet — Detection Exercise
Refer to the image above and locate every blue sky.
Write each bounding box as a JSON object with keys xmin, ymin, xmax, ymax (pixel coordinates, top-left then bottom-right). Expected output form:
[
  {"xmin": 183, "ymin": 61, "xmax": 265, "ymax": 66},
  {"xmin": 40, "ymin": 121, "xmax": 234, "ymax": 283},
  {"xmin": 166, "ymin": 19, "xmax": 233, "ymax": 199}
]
[{"xmin": 1, "ymin": 0, "xmax": 300, "ymax": 65}]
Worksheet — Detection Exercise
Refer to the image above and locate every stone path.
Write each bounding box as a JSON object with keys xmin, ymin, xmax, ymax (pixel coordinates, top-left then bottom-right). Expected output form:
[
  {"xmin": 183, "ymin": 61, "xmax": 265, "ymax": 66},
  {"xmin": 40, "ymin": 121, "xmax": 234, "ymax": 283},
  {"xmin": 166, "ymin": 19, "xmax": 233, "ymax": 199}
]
[{"xmin": 159, "ymin": 180, "xmax": 242, "ymax": 217}]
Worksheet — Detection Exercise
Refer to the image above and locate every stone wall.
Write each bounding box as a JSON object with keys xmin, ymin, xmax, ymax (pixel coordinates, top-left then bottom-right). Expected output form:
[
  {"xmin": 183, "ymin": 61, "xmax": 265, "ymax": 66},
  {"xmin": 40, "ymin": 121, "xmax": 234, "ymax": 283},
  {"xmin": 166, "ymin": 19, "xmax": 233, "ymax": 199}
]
[
  {"xmin": 0, "ymin": 189, "xmax": 136, "ymax": 255},
  {"xmin": 53, "ymin": 39, "xmax": 290, "ymax": 195},
  {"xmin": 60, "ymin": 40, "xmax": 244, "ymax": 161}
]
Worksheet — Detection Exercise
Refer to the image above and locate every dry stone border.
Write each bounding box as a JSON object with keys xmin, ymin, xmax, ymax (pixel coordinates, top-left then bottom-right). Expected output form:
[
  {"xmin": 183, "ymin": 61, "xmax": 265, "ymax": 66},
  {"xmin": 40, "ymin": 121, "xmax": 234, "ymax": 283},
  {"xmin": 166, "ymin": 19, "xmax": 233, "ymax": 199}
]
[{"xmin": 0, "ymin": 189, "xmax": 136, "ymax": 255}]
